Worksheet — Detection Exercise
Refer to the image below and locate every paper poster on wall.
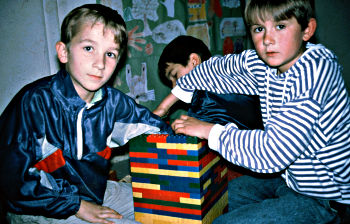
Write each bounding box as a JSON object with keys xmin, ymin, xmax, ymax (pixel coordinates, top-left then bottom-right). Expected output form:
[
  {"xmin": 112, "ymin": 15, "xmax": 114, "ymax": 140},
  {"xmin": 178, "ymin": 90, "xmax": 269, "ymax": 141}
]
[
  {"xmin": 186, "ymin": 23, "xmax": 210, "ymax": 49},
  {"xmin": 152, "ymin": 20, "xmax": 186, "ymax": 44},
  {"xmin": 131, "ymin": 0, "xmax": 159, "ymax": 37},
  {"xmin": 160, "ymin": 0, "xmax": 175, "ymax": 17},
  {"xmin": 188, "ymin": 0, "xmax": 207, "ymax": 22},
  {"xmin": 220, "ymin": 17, "xmax": 246, "ymax": 38},
  {"xmin": 125, "ymin": 63, "xmax": 155, "ymax": 103},
  {"xmin": 222, "ymin": 0, "xmax": 241, "ymax": 8},
  {"xmin": 127, "ymin": 25, "xmax": 154, "ymax": 57}
]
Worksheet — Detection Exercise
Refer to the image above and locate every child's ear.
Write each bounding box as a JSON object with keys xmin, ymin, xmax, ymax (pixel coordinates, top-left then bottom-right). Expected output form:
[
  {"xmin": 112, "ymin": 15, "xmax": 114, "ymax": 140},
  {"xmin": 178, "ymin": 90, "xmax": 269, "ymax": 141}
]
[
  {"xmin": 303, "ymin": 18, "xmax": 317, "ymax": 42},
  {"xmin": 56, "ymin": 41, "xmax": 68, "ymax": 63},
  {"xmin": 189, "ymin": 53, "xmax": 201, "ymax": 67}
]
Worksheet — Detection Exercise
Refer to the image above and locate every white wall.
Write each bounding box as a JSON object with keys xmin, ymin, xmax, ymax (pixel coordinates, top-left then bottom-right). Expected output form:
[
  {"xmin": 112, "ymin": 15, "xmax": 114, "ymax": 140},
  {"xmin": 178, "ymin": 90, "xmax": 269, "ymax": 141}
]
[
  {"xmin": 0, "ymin": 0, "xmax": 349, "ymax": 114},
  {"xmin": 0, "ymin": 0, "xmax": 50, "ymax": 114},
  {"xmin": 0, "ymin": 0, "xmax": 95, "ymax": 114}
]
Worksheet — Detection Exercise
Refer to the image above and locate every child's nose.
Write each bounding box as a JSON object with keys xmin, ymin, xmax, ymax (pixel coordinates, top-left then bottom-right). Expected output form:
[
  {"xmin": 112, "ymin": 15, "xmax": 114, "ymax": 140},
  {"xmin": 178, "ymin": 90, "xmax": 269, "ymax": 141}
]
[
  {"xmin": 263, "ymin": 30, "xmax": 274, "ymax": 46},
  {"xmin": 93, "ymin": 55, "xmax": 105, "ymax": 70}
]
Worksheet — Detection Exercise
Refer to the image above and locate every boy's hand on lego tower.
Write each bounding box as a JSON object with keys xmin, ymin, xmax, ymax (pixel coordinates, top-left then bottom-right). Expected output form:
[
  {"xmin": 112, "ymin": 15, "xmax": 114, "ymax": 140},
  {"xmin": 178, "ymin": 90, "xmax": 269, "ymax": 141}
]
[
  {"xmin": 172, "ymin": 115, "xmax": 214, "ymax": 139},
  {"xmin": 76, "ymin": 200, "xmax": 122, "ymax": 224}
]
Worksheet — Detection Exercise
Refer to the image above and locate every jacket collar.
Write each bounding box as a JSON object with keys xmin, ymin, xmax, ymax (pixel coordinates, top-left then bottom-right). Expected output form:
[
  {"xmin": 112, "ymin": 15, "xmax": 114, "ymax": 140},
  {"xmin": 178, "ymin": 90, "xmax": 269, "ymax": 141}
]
[{"xmin": 51, "ymin": 69, "xmax": 106, "ymax": 111}]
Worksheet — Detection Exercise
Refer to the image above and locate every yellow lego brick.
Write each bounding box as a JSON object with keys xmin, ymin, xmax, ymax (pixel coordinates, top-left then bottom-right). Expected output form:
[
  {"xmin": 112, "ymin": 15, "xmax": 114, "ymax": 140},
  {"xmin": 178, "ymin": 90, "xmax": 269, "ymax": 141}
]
[
  {"xmin": 157, "ymin": 143, "xmax": 177, "ymax": 149},
  {"xmin": 203, "ymin": 178, "xmax": 211, "ymax": 190},
  {"xmin": 221, "ymin": 167, "xmax": 228, "ymax": 178},
  {"xmin": 156, "ymin": 142, "xmax": 204, "ymax": 150},
  {"xmin": 132, "ymin": 182, "xmax": 160, "ymax": 190},
  {"xmin": 133, "ymin": 192, "xmax": 143, "ymax": 198},
  {"xmin": 135, "ymin": 212, "xmax": 202, "ymax": 224},
  {"xmin": 175, "ymin": 142, "xmax": 204, "ymax": 150},
  {"xmin": 199, "ymin": 156, "xmax": 220, "ymax": 177},
  {"xmin": 179, "ymin": 196, "xmax": 204, "ymax": 205}
]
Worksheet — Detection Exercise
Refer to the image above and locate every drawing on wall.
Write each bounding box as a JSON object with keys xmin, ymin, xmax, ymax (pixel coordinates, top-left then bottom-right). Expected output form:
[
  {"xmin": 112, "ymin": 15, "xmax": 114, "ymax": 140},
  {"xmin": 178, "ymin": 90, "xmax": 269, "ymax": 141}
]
[
  {"xmin": 209, "ymin": 0, "xmax": 222, "ymax": 18},
  {"xmin": 188, "ymin": 0, "xmax": 207, "ymax": 22},
  {"xmin": 152, "ymin": 20, "xmax": 186, "ymax": 44},
  {"xmin": 160, "ymin": 0, "xmax": 175, "ymax": 17},
  {"xmin": 131, "ymin": 0, "xmax": 159, "ymax": 37},
  {"xmin": 222, "ymin": 0, "xmax": 241, "ymax": 8},
  {"xmin": 127, "ymin": 25, "xmax": 147, "ymax": 57},
  {"xmin": 187, "ymin": 23, "xmax": 210, "ymax": 49},
  {"xmin": 220, "ymin": 17, "xmax": 246, "ymax": 38},
  {"xmin": 125, "ymin": 63, "xmax": 155, "ymax": 103},
  {"xmin": 123, "ymin": 7, "xmax": 134, "ymax": 22}
]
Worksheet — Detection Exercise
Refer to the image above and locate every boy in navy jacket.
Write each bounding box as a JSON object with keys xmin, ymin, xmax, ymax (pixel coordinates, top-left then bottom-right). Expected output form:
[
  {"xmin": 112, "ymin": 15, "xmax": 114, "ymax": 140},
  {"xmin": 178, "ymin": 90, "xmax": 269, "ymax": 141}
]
[{"xmin": 0, "ymin": 4, "xmax": 170, "ymax": 224}]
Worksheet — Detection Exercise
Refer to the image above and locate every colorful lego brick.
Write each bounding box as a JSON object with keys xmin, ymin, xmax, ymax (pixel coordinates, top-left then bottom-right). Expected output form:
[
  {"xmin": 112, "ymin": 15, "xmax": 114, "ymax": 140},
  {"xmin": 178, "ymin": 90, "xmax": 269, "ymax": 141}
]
[{"xmin": 129, "ymin": 134, "xmax": 228, "ymax": 224}]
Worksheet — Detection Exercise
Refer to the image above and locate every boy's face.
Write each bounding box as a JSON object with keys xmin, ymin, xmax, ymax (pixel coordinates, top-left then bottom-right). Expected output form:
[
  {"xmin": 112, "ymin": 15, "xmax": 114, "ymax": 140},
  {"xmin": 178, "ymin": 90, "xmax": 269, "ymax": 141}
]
[
  {"xmin": 165, "ymin": 62, "xmax": 195, "ymax": 88},
  {"xmin": 250, "ymin": 16, "xmax": 312, "ymax": 73},
  {"xmin": 56, "ymin": 22, "xmax": 119, "ymax": 103}
]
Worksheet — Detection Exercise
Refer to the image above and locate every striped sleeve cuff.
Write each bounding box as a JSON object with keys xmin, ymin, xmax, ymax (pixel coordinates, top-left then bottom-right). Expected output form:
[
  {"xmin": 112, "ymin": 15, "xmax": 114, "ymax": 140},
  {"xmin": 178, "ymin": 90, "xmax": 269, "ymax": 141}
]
[
  {"xmin": 208, "ymin": 124, "xmax": 225, "ymax": 151},
  {"xmin": 171, "ymin": 85, "xmax": 193, "ymax": 103}
]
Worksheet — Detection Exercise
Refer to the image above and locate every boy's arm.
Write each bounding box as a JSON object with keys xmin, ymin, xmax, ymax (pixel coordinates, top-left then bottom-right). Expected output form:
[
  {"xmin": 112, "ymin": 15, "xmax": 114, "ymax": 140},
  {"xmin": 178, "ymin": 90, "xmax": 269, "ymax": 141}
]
[
  {"xmin": 153, "ymin": 92, "xmax": 179, "ymax": 117},
  {"xmin": 107, "ymin": 92, "xmax": 173, "ymax": 148},
  {"xmin": 172, "ymin": 99, "xmax": 319, "ymax": 174},
  {"xmin": 0, "ymin": 93, "xmax": 80, "ymax": 218},
  {"xmin": 174, "ymin": 51, "xmax": 259, "ymax": 101}
]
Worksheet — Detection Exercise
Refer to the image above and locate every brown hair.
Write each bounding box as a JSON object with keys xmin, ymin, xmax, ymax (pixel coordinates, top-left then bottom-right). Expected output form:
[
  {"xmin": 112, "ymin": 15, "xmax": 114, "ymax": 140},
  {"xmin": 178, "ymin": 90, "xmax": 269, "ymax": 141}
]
[
  {"xmin": 60, "ymin": 4, "xmax": 127, "ymax": 59},
  {"xmin": 245, "ymin": 0, "xmax": 315, "ymax": 31}
]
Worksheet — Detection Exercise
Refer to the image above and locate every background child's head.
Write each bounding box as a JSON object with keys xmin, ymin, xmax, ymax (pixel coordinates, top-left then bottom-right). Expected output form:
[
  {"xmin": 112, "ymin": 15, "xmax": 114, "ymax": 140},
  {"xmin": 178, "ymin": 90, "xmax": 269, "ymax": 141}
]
[
  {"xmin": 60, "ymin": 4, "xmax": 127, "ymax": 60},
  {"xmin": 158, "ymin": 35, "xmax": 211, "ymax": 87},
  {"xmin": 244, "ymin": 0, "xmax": 315, "ymax": 31}
]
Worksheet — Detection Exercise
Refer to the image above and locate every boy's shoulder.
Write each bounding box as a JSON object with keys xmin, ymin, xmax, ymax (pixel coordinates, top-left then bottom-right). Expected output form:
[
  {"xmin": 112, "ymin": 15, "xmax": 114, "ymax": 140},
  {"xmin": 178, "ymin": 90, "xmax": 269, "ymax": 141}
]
[
  {"xmin": 303, "ymin": 43, "xmax": 338, "ymax": 62},
  {"xmin": 104, "ymin": 85, "xmax": 137, "ymax": 105},
  {"xmin": 11, "ymin": 75, "xmax": 54, "ymax": 103}
]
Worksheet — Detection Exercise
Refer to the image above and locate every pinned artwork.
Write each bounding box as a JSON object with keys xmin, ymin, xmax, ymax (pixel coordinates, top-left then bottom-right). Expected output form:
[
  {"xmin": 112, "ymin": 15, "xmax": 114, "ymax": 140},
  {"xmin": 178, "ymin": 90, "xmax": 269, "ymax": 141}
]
[
  {"xmin": 125, "ymin": 63, "xmax": 155, "ymax": 103},
  {"xmin": 188, "ymin": 0, "xmax": 207, "ymax": 22},
  {"xmin": 127, "ymin": 25, "xmax": 147, "ymax": 57},
  {"xmin": 129, "ymin": 134, "xmax": 228, "ymax": 224},
  {"xmin": 220, "ymin": 17, "xmax": 246, "ymax": 38},
  {"xmin": 186, "ymin": 23, "xmax": 210, "ymax": 49},
  {"xmin": 152, "ymin": 20, "xmax": 186, "ymax": 44},
  {"xmin": 222, "ymin": 0, "xmax": 241, "ymax": 8},
  {"xmin": 131, "ymin": 0, "xmax": 160, "ymax": 37},
  {"xmin": 160, "ymin": 0, "xmax": 176, "ymax": 17}
]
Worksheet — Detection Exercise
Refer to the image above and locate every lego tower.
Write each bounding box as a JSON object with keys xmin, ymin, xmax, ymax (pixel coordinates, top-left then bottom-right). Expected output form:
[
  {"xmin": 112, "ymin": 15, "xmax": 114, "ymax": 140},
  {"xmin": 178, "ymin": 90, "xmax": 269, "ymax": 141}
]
[{"xmin": 129, "ymin": 134, "xmax": 228, "ymax": 224}]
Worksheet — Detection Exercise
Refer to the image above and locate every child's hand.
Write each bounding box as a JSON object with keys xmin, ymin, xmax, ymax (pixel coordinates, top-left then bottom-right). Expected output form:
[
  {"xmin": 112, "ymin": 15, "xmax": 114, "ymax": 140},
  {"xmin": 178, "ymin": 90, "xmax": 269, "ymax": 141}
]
[
  {"xmin": 171, "ymin": 115, "xmax": 214, "ymax": 139},
  {"xmin": 76, "ymin": 200, "xmax": 122, "ymax": 224}
]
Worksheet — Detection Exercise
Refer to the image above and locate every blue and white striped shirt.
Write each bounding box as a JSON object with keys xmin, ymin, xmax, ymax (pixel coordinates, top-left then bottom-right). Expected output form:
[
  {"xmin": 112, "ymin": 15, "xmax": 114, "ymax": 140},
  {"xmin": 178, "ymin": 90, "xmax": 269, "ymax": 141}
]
[{"xmin": 172, "ymin": 43, "xmax": 350, "ymax": 203}]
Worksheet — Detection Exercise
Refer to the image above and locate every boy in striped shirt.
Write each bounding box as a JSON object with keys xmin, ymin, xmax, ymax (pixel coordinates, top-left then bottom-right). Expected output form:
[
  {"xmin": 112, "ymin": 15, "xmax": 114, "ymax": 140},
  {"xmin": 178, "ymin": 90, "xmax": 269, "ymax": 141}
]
[{"xmin": 170, "ymin": 0, "xmax": 350, "ymax": 223}]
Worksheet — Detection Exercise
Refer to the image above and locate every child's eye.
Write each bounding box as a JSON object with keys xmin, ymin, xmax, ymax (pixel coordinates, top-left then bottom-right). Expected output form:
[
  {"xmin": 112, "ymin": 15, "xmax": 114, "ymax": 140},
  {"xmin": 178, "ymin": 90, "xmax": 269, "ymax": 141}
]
[
  {"xmin": 276, "ymin": 24, "xmax": 286, "ymax": 30},
  {"xmin": 252, "ymin": 26, "xmax": 264, "ymax": 33},
  {"xmin": 84, "ymin": 46, "xmax": 93, "ymax": 52},
  {"xmin": 106, "ymin": 52, "xmax": 117, "ymax": 58}
]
